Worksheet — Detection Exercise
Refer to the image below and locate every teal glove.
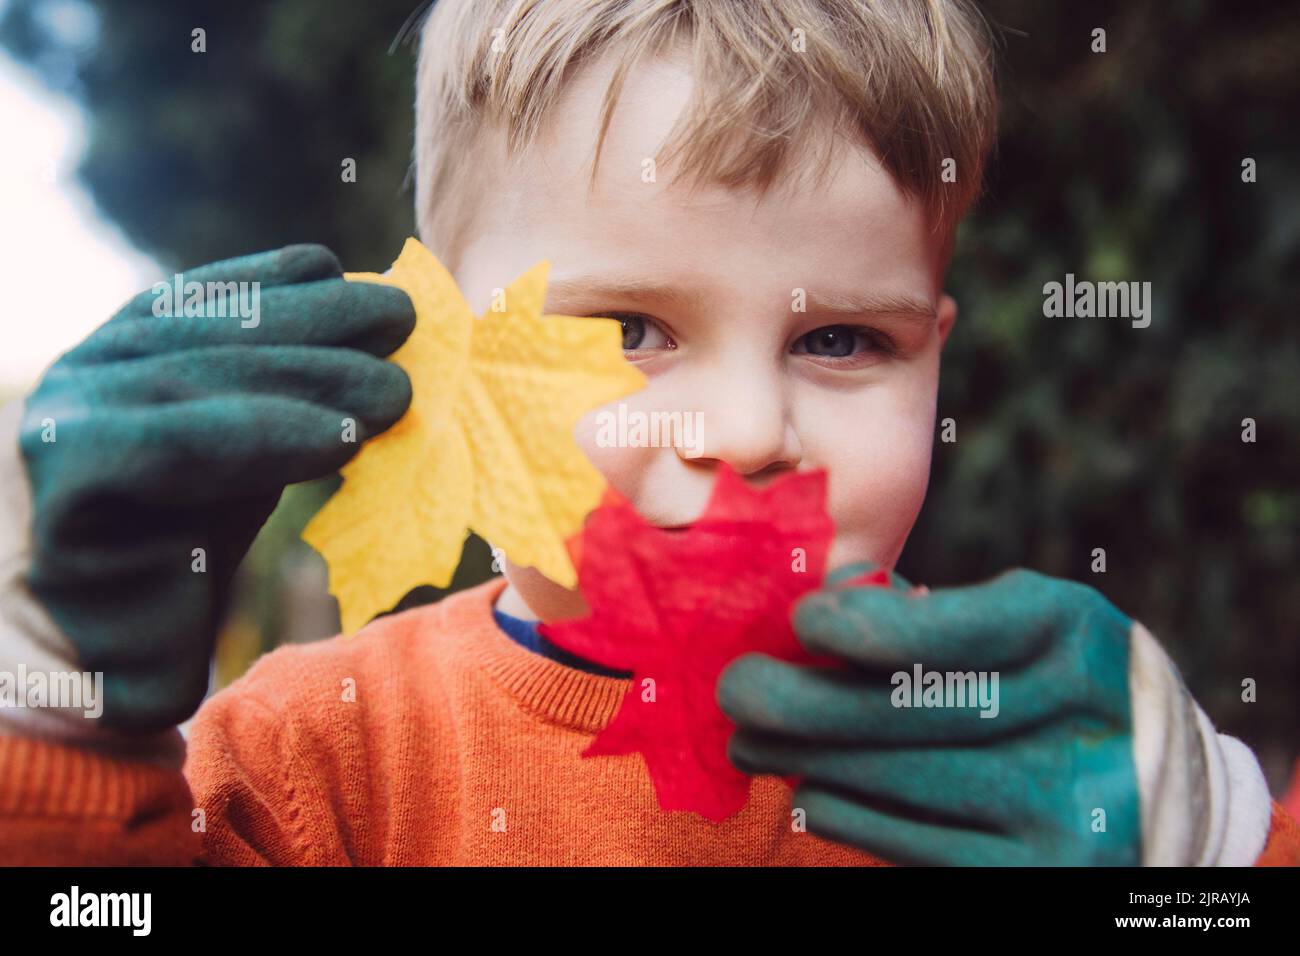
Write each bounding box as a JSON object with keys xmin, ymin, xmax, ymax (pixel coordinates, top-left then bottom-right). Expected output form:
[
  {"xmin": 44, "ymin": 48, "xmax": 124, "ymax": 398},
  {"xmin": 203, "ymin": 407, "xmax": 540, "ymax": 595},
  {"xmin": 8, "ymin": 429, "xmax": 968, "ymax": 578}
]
[
  {"xmin": 718, "ymin": 565, "xmax": 1140, "ymax": 865},
  {"xmin": 19, "ymin": 245, "xmax": 414, "ymax": 733}
]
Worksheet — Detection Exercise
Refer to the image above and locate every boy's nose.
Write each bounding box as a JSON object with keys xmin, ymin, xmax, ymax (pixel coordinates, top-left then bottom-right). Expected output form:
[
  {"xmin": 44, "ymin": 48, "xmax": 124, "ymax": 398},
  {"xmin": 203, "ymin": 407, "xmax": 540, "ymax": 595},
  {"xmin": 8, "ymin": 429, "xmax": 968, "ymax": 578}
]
[{"xmin": 678, "ymin": 373, "xmax": 802, "ymax": 479}]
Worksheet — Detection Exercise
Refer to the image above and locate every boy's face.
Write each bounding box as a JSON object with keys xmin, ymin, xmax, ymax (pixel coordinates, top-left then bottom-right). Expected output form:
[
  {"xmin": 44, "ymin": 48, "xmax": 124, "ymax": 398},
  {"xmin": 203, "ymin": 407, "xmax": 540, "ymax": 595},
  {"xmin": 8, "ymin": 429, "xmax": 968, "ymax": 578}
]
[{"xmin": 450, "ymin": 51, "xmax": 955, "ymax": 622}]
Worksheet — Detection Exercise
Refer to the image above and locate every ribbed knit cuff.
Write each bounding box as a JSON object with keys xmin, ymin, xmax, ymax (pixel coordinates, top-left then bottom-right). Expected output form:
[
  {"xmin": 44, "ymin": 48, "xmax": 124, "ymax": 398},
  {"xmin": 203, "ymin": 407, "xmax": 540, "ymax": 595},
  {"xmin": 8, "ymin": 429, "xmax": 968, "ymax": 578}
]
[{"xmin": 0, "ymin": 731, "xmax": 187, "ymax": 820}]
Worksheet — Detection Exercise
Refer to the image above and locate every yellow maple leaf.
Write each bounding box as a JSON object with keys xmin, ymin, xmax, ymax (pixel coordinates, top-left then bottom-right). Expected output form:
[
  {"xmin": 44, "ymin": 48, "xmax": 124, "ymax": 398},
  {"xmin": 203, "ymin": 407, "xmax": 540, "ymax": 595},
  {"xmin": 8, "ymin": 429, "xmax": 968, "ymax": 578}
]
[{"xmin": 302, "ymin": 238, "xmax": 646, "ymax": 633}]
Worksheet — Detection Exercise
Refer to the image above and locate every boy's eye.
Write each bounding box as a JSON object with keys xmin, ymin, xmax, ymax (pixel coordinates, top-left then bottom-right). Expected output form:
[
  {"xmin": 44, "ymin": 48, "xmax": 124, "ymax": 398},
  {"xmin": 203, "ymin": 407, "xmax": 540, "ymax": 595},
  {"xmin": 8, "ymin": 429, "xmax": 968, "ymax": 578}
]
[
  {"xmin": 793, "ymin": 325, "xmax": 896, "ymax": 360},
  {"xmin": 602, "ymin": 312, "xmax": 672, "ymax": 351}
]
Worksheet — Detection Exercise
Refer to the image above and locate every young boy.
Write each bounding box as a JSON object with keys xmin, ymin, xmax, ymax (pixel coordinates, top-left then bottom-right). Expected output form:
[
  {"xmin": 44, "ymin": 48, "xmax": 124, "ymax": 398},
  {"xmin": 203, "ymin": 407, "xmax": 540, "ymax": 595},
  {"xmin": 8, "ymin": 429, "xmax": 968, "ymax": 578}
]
[{"xmin": 1, "ymin": 0, "xmax": 1297, "ymax": 866}]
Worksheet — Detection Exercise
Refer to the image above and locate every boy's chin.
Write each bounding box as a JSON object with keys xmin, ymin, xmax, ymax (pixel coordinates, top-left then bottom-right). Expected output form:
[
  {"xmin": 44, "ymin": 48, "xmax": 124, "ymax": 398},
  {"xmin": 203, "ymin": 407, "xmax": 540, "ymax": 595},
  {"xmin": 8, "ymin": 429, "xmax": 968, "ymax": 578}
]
[{"xmin": 498, "ymin": 562, "xmax": 590, "ymax": 624}]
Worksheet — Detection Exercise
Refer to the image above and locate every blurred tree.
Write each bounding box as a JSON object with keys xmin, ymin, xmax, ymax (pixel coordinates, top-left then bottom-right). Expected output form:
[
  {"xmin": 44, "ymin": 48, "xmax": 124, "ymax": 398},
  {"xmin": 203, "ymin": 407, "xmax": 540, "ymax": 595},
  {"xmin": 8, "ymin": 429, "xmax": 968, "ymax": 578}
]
[
  {"xmin": 0, "ymin": 0, "xmax": 496, "ymax": 680},
  {"xmin": 918, "ymin": 0, "xmax": 1300, "ymax": 787},
  {"xmin": 1, "ymin": 0, "xmax": 423, "ymax": 270},
  {"xmin": 3, "ymin": 0, "xmax": 1297, "ymax": 787}
]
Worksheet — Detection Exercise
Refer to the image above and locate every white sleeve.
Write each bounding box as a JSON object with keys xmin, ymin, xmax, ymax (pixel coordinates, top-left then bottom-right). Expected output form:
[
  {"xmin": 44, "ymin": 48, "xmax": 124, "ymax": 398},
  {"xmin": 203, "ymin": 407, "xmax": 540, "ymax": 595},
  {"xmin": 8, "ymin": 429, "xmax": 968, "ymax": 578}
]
[
  {"xmin": 0, "ymin": 397, "xmax": 184, "ymax": 767},
  {"xmin": 1129, "ymin": 621, "xmax": 1271, "ymax": 865}
]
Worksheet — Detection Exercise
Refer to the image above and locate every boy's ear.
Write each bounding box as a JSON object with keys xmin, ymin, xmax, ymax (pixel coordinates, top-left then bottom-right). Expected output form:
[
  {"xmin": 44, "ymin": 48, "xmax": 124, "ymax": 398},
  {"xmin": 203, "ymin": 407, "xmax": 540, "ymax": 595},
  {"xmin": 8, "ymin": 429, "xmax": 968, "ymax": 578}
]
[{"xmin": 937, "ymin": 293, "xmax": 958, "ymax": 347}]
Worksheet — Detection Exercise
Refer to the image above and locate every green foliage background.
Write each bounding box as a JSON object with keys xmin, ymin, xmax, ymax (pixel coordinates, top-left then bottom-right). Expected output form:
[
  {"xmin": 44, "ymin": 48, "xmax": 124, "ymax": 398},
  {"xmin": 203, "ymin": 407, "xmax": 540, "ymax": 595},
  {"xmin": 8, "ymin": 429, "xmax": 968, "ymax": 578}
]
[{"xmin": 3, "ymin": 0, "xmax": 1296, "ymax": 789}]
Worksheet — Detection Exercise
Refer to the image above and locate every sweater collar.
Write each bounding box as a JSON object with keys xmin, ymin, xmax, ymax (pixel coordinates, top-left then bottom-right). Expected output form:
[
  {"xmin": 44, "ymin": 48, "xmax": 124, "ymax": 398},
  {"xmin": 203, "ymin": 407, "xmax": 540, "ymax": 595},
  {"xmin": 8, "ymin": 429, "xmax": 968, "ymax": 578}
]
[{"xmin": 445, "ymin": 577, "xmax": 631, "ymax": 733}]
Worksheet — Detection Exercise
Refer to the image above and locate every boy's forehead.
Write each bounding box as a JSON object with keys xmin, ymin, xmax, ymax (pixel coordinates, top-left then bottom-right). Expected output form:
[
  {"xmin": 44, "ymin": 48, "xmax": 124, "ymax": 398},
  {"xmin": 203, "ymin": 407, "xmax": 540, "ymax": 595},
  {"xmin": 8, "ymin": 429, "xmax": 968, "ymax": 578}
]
[
  {"xmin": 528, "ymin": 50, "xmax": 918, "ymax": 220},
  {"xmin": 464, "ymin": 49, "xmax": 941, "ymax": 307}
]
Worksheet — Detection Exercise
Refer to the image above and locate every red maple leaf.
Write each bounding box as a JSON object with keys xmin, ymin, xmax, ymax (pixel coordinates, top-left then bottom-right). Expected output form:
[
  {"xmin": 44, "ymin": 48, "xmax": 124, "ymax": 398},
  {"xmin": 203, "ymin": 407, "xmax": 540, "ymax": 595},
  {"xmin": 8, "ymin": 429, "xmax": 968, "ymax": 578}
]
[{"xmin": 540, "ymin": 463, "xmax": 887, "ymax": 822}]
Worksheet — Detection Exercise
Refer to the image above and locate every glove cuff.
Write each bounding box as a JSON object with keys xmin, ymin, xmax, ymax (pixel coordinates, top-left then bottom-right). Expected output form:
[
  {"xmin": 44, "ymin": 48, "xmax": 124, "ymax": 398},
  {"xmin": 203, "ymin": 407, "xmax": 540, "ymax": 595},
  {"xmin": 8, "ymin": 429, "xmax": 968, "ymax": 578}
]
[
  {"xmin": 0, "ymin": 398, "xmax": 186, "ymax": 768},
  {"xmin": 1129, "ymin": 620, "xmax": 1271, "ymax": 865},
  {"xmin": 1201, "ymin": 725, "xmax": 1272, "ymax": 866}
]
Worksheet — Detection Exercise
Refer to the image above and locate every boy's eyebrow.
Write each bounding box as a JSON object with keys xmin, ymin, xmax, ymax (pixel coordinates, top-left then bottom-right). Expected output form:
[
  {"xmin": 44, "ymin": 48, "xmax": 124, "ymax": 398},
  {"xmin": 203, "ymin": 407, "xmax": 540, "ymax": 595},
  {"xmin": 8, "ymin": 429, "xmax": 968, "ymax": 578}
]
[
  {"xmin": 546, "ymin": 276, "xmax": 935, "ymax": 321},
  {"xmin": 801, "ymin": 290, "xmax": 937, "ymax": 322}
]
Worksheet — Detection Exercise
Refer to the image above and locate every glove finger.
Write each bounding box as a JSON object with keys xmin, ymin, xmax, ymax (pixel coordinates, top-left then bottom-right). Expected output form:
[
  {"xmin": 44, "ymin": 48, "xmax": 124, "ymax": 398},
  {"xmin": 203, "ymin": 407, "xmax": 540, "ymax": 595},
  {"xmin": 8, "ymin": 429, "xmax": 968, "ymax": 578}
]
[
  {"xmin": 179, "ymin": 243, "xmax": 343, "ymax": 286},
  {"xmin": 27, "ymin": 394, "xmax": 398, "ymax": 504},
  {"xmin": 101, "ymin": 244, "xmax": 344, "ymax": 331},
  {"xmin": 717, "ymin": 651, "xmax": 1057, "ymax": 742},
  {"xmin": 120, "ymin": 245, "xmax": 343, "ymax": 311},
  {"xmin": 793, "ymin": 568, "xmax": 1101, "ymax": 671},
  {"xmin": 71, "ymin": 345, "xmax": 412, "ymax": 422},
  {"xmin": 74, "ymin": 280, "xmax": 415, "ymax": 362},
  {"xmin": 791, "ymin": 783, "xmax": 1029, "ymax": 866},
  {"xmin": 731, "ymin": 729, "xmax": 1033, "ymax": 829}
]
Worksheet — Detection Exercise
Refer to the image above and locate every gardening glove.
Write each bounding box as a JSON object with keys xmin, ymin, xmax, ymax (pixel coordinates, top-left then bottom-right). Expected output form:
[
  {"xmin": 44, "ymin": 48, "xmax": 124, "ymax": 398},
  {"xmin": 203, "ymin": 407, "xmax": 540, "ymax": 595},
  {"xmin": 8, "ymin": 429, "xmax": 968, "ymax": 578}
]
[
  {"xmin": 0, "ymin": 245, "xmax": 414, "ymax": 746},
  {"xmin": 719, "ymin": 563, "xmax": 1272, "ymax": 865}
]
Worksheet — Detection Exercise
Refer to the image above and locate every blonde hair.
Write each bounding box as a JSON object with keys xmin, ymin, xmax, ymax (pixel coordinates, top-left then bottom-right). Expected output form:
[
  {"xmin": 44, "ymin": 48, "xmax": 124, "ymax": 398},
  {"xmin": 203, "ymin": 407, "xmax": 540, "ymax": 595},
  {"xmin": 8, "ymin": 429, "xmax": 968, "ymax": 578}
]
[{"xmin": 415, "ymin": 0, "xmax": 997, "ymax": 268}]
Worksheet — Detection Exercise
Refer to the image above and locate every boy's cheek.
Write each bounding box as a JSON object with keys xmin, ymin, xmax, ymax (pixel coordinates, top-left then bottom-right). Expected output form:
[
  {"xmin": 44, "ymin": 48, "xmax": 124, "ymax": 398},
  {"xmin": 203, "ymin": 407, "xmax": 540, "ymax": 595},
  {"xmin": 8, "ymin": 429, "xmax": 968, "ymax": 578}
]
[
  {"xmin": 574, "ymin": 405, "xmax": 646, "ymax": 499},
  {"xmin": 825, "ymin": 479, "xmax": 927, "ymax": 571},
  {"xmin": 821, "ymin": 421, "xmax": 934, "ymax": 572},
  {"xmin": 572, "ymin": 385, "xmax": 712, "ymax": 516}
]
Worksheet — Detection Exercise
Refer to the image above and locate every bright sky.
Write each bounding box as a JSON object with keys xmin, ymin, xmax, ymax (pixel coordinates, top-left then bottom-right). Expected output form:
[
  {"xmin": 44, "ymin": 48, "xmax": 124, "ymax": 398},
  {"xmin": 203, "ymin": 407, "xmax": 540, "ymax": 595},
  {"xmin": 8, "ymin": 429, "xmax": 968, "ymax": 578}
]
[{"xmin": 0, "ymin": 52, "xmax": 158, "ymax": 395}]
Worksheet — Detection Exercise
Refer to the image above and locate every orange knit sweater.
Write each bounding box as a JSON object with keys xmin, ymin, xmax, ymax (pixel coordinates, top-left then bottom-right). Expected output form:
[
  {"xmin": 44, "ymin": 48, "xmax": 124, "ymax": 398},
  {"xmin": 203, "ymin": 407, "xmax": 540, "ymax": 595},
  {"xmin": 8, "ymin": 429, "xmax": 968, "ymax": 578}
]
[{"xmin": 1, "ymin": 577, "xmax": 1298, "ymax": 866}]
